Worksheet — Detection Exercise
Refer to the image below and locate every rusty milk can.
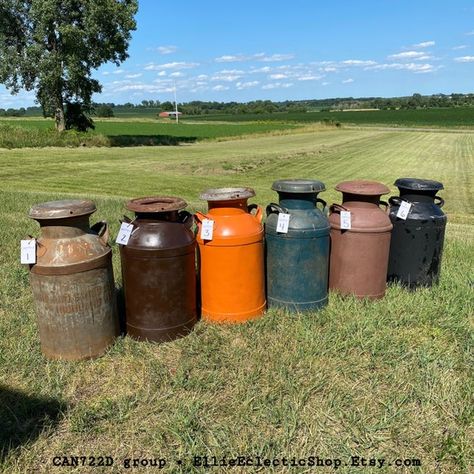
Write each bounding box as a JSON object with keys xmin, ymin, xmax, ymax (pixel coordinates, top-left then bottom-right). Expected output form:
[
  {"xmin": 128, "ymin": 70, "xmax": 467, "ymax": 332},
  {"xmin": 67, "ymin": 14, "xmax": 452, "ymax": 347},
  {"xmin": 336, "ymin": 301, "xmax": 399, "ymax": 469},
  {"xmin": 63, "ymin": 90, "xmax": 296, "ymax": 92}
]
[
  {"xmin": 195, "ymin": 187, "xmax": 266, "ymax": 323},
  {"xmin": 387, "ymin": 178, "xmax": 447, "ymax": 287},
  {"xmin": 329, "ymin": 180, "xmax": 393, "ymax": 299},
  {"xmin": 119, "ymin": 196, "xmax": 197, "ymax": 342},
  {"xmin": 28, "ymin": 200, "xmax": 118, "ymax": 360}
]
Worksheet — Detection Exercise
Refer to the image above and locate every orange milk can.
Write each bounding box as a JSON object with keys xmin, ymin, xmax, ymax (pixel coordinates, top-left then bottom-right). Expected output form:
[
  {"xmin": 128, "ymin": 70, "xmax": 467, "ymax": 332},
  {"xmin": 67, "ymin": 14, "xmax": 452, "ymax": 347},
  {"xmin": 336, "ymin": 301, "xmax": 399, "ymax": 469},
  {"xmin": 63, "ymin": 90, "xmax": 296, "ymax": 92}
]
[{"xmin": 195, "ymin": 187, "xmax": 266, "ymax": 323}]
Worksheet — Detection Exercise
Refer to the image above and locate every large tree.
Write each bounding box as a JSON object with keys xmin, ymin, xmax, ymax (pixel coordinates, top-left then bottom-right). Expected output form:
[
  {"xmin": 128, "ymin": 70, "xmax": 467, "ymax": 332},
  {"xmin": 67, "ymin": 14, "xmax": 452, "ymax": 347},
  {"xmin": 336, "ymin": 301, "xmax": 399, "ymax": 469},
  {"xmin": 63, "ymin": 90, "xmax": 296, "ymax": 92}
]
[{"xmin": 0, "ymin": 0, "xmax": 137, "ymax": 131}]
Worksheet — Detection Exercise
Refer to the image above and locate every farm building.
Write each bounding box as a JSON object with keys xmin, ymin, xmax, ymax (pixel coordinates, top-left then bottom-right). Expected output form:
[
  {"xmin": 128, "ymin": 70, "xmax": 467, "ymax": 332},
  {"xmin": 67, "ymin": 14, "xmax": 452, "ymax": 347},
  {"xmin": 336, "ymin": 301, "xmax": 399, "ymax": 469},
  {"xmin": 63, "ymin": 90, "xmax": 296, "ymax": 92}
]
[{"xmin": 158, "ymin": 111, "xmax": 182, "ymax": 118}]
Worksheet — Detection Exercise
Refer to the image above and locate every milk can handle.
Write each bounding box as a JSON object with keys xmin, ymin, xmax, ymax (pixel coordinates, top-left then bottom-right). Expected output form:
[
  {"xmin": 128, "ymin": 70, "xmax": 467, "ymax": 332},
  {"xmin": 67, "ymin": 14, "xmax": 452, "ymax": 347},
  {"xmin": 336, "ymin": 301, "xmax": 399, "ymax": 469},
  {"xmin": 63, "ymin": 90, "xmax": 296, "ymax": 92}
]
[
  {"xmin": 266, "ymin": 203, "xmax": 288, "ymax": 215},
  {"xmin": 329, "ymin": 203, "xmax": 349, "ymax": 214},
  {"xmin": 248, "ymin": 204, "xmax": 263, "ymax": 223},
  {"xmin": 379, "ymin": 200, "xmax": 389, "ymax": 213},
  {"xmin": 178, "ymin": 210, "xmax": 194, "ymax": 229},
  {"xmin": 434, "ymin": 196, "xmax": 445, "ymax": 208},
  {"xmin": 388, "ymin": 197, "xmax": 403, "ymax": 207},
  {"xmin": 91, "ymin": 220, "xmax": 109, "ymax": 246},
  {"xmin": 194, "ymin": 211, "xmax": 210, "ymax": 224},
  {"xmin": 316, "ymin": 198, "xmax": 327, "ymax": 212}
]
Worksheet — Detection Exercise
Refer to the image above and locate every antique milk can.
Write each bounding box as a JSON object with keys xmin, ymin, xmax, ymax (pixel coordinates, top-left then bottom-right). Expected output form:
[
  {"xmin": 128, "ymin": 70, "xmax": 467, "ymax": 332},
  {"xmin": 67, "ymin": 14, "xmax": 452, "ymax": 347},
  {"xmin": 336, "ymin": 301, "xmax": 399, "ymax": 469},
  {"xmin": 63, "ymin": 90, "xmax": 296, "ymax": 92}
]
[
  {"xmin": 265, "ymin": 179, "xmax": 330, "ymax": 311},
  {"xmin": 387, "ymin": 178, "xmax": 447, "ymax": 287},
  {"xmin": 329, "ymin": 180, "xmax": 393, "ymax": 299},
  {"xmin": 119, "ymin": 196, "xmax": 197, "ymax": 342},
  {"xmin": 195, "ymin": 187, "xmax": 266, "ymax": 323},
  {"xmin": 28, "ymin": 200, "xmax": 118, "ymax": 360}
]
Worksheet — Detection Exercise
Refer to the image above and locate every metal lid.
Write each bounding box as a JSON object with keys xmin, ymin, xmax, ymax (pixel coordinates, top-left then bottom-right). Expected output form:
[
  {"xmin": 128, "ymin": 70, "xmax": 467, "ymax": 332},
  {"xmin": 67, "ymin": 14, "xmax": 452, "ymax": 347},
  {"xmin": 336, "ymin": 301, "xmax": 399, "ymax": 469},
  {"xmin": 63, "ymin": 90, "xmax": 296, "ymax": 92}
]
[
  {"xmin": 394, "ymin": 178, "xmax": 444, "ymax": 192},
  {"xmin": 29, "ymin": 199, "xmax": 96, "ymax": 220},
  {"xmin": 200, "ymin": 187, "xmax": 255, "ymax": 201},
  {"xmin": 126, "ymin": 196, "xmax": 187, "ymax": 213},
  {"xmin": 335, "ymin": 180, "xmax": 390, "ymax": 196},
  {"xmin": 271, "ymin": 179, "xmax": 326, "ymax": 193}
]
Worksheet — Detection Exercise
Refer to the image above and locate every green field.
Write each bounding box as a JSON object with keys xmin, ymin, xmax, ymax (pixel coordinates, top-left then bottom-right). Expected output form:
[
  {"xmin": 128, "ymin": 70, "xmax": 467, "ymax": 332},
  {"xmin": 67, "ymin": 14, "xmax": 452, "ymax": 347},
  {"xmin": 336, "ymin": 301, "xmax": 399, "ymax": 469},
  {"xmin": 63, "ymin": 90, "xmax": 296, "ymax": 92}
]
[{"xmin": 0, "ymin": 128, "xmax": 473, "ymax": 473}]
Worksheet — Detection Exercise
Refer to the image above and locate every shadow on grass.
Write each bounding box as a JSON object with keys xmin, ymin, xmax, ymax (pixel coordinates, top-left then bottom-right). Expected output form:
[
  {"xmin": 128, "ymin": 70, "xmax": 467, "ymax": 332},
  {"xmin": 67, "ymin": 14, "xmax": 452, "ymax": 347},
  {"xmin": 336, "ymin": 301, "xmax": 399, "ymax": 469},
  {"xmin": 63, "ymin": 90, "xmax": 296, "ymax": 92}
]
[
  {"xmin": 107, "ymin": 134, "xmax": 199, "ymax": 146},
  {"xmin": 0, "ymin": 385, "xmax": 66, "ymax": 462}
]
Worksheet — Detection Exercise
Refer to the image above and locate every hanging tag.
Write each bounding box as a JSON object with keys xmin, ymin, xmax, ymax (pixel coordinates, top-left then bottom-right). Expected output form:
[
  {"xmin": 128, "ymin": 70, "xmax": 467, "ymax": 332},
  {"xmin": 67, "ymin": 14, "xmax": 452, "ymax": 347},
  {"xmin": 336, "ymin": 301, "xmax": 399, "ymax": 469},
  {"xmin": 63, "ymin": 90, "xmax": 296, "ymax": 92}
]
[
  {"xmin": 21, "ymin": 239, "xmax": 36, "ymax": 264},
  {"xmin": 116, "ymin": 222, "xmax": 134, "ymax": 245},
  {"xmin": 276, "ymin": 213, "xmax": 290, "ymax": 233},
  {"xmin": 340, "ymin": 210, "xmax": 351, "ymax": 230},
  {"xmin": 396, "ymin": 201, "xmax": 412, "ymax": 220},
  {"xmin": 200, "ymin": 219, "xmax": 214, "ymax": 240}
]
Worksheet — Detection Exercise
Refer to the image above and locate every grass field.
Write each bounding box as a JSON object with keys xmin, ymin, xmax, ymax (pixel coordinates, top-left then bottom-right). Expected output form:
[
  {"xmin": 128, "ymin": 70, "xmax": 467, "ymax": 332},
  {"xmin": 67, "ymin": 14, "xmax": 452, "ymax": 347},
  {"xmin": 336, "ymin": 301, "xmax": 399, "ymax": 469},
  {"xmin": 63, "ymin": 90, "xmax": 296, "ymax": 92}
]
[{"xmin": 0, "ymin": 128, "xmax": 473, "ymax": 473}]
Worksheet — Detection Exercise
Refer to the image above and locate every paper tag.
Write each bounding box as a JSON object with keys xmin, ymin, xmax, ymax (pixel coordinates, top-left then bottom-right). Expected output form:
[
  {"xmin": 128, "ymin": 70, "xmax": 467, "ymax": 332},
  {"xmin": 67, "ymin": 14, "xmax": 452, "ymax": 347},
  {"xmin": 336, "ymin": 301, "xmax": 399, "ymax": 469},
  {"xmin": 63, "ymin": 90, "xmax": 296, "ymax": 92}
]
[
  {"xmin": 396, "ymin": 201, "xmax": 412, "ymax": 220},
  {"xmin": 340, "ymin": 211, "xmax": 351, "ymax": 230},
  {"xmin": 116, "ymin": 222, "xmax": 134, "ymax": 245},
  {"xmin": 200, "ymin": 219, "xmax": 214, "ymax": 240},
  {"xmin": 21, "ymin": 239, "xmax": 36, "ymax": 264},
  {"xmin": 276, "ymin": 213, "xmax": 290, "ymax": 233}
]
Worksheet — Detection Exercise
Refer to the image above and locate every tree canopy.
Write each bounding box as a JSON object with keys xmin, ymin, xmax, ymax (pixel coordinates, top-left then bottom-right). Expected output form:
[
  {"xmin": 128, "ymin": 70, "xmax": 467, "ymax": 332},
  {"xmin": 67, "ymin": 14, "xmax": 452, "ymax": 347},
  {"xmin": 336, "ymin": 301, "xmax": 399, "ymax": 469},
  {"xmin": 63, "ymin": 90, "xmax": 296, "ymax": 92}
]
[{"xmin": 0, "ymin": 0, "xmax": 138, "ymax": 131}]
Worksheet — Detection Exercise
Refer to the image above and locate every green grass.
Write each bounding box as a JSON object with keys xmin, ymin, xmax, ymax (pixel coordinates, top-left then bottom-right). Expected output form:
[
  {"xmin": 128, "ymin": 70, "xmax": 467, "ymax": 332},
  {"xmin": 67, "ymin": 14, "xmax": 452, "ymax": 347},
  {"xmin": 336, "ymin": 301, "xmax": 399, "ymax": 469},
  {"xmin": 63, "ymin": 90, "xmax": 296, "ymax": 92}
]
[{"xmin": 0, "ymin": 128, "xmax": 473, "ymax": 473}]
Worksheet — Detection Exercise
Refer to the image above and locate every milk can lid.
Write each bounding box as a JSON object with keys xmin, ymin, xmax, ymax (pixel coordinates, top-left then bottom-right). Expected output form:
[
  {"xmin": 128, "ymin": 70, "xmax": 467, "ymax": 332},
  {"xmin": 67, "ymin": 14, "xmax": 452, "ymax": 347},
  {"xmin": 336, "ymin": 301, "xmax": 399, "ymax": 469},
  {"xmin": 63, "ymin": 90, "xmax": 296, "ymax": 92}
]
[
  {"xmin": 394, "ymin": 178, "xmax": 444, "ymax": 191},
  {"xmin": 200, "ymin": 187, "xmax": 255, "ymax": 201},
  {"xmin": 272, "ymin": 179, "xmax": 326, "ymax": 193},
  {"xmin": 335, "ymin": 180, "xmax": 390, "ymax": 196},
  {"xmin": 29, "ymin": 199, "xmax": 96, "ymax": 220},
  {"xmin": 126, "ymin": 196, "xmax": 187, "ymax": 213}
]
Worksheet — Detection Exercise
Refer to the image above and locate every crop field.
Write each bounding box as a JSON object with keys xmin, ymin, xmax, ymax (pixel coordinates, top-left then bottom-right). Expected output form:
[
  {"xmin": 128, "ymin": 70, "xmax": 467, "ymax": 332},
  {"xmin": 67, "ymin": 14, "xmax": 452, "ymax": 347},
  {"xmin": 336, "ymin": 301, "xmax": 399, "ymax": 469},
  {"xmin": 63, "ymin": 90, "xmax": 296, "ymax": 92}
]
[
  {"xmin": 185, "ymin": 107, "xmax": 474, "ymax": 128},
  {"xmin": 0, "ymin": 128, "xmax": 473, "ymax": 473}
]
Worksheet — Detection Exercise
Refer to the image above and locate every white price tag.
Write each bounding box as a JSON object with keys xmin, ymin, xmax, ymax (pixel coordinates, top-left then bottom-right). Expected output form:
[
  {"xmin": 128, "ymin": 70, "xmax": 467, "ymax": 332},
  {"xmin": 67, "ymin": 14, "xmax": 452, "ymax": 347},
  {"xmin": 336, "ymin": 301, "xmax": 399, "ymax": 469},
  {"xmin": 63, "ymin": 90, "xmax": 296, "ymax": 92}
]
[
  {"xmin": 276, "ymin": 213, "xmax": 291, "ymax": 233},
  {"xmin": 21, "ymin": 239, "xmax": 36, "ymax": 264},
  {"xmin": 200, "ymin": 219, "xmax": 214, "ymax": 240},
  {"xmin": 116, "ymin": 222, "xmax": 134, "ymax": 245},
  {"xmin": 340, "ymin": 211, "xmax": 352, "ymax": 230},
  {"xmin": 396, "ymin": 201, "xmax": 412, "ymax": 220}
]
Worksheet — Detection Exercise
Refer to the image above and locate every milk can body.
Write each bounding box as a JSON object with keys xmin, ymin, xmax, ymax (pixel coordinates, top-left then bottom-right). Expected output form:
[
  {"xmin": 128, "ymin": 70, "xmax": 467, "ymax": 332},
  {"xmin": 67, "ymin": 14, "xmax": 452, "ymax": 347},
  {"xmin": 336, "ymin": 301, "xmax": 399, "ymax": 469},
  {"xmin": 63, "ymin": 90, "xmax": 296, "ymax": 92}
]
[
  {"xmin": 388, "ymin": 178, "xmax": 447, "ymax": 287},
  {"xmin": 265, "ymin": 179, "xmax": 330, "ymax": 311},
  {"xmin": 28, "ymin": 200, "xmax": 118, "ymax": 360},
  {"xmin": 329, "ymin": 181, "xmax": 393, "ymax": 299},
  {"xmin": 119, "ymin": 196, "xmax": 197, "ymax": 342},
  {"xmin": 195, "ymin": 187, "xmax": 266, "ymax": 323}
]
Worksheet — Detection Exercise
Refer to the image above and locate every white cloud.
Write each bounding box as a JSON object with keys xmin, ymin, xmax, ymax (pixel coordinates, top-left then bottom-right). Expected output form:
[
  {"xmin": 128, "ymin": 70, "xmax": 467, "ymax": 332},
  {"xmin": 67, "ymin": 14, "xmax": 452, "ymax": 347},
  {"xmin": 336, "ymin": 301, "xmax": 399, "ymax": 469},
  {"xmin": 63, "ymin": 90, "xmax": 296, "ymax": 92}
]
[
  {"xmin": 466, "ymin": 30, "xmax": 474, "ymax": 36},
  {"xmin": 262, "ymin": 82, "xmax": 294, "ymax": 90},
  {"xmin": 452, "ymin": 45, "xmax": 468, "ymax": 50},
  {"xmin": 366, "ymin": 62, "xmax": 438, "ymax": 73},
  {"xmin": 212, "ymin": 85, "xmax": 230, "ymax": 91},
  {"xmin": 454, "ymin": 56, "xmax": 474, "ymax": 62},
  {"xmin": 215, "ymin": 52, "xmax": 294, "ymax": 63},
  {"xmin": 323, "ymin": 66, "xmax": 337, "ymax": 72},
  {"xmin": 412, "ymin": 41, "xmax": 435, "ymax": 48},
  {"xmin": 261, "ymin": 53, "xmax": 295, "ymax": 62},
  {"xmin": 297, "ymin": 75, "xmax": 323, "ymax": 81},
  {"xmin": 269, "ymin": 73, "xmax": 288, "ymax": 79},
  {"xmin": 125, "ymin": 73, "xmax": 142, "ymax": 79},
  {"xmin": 170, "ymin": 72, "xmax": 184, "ymax": 77},
  {"xmin": 197, "ymin": 74, "xmax": 208, "ymax": 79},
  {"xmin": 157, "ymin": 45, "xmax": 178, "ymax": 55},
  {"xmin": 342, "ymin": 78, "xmax": 354, "ymax": 83},
  {"xmin": 249, "ymin": 66, "xmax": 272, "ymax": 73},
  {"xmin": 388, "ymin": 51, "xmax": 431, "ymax": 60},
  {"xmin": 211, "ymin": 73, "xmax": 242, "ymax": 82},
  {"xmin": 144, "ymin": 61, "xmax": 199, "ymax": 71},
  {"xmin": 157, "ymin": 71, "xmax": 167, "ymax": 76},
  {"xmin": 215, "ymin": 54, "xmax": 249, "ymax": 63},
  {"xmin": 322, "ymin": 82, "xmax": 330, "ymax": 86},
  {"xmin": 236, "ymin": 81, "xmax": 259, "ymax": 90},
  {"xmin": 341, "ymin": 59, "xmax": 377, "ymax": 66}
]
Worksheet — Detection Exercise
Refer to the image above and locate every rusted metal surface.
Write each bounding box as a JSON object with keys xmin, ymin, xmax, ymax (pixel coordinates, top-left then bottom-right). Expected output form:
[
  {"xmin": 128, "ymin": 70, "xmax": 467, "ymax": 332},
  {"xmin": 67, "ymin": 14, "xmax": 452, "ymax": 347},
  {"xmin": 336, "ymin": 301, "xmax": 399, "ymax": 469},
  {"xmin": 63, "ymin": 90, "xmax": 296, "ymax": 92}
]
[
  {"xmin": 28, "ymin": 200, "xmax": 118, "ymax": 360},
  {"xmin": 120, "ymin": 196, "xmax": 197, "ymax": 342},
  {"xmin": 388, "ymin": 178, "xmax": 447, "ymax": 287},
  {"xmin": 329, "ymin": 180, "xmax": 393, "ymax": 299},
  {"xmin": 200, "ymin": 187, "xmax": 255, "ymax": 201}
]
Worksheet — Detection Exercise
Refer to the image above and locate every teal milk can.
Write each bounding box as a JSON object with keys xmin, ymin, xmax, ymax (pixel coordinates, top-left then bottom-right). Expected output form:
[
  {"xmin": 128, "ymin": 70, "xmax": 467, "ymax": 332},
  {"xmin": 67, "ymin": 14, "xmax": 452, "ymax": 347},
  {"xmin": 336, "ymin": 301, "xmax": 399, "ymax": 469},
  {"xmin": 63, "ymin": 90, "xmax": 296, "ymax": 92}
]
[{"xmin": 265, "ymin": 179, "xmax": 330, "ymax": 311}]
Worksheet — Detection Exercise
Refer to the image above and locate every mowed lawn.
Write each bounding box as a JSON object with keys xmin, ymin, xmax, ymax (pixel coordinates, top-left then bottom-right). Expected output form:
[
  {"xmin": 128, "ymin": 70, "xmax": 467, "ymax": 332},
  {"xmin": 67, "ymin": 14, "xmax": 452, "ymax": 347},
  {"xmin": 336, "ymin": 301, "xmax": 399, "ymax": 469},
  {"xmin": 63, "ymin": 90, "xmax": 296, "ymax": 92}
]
[{"xmin": 0, "ymin": 128, "xmax": 472, "ymax": 473}]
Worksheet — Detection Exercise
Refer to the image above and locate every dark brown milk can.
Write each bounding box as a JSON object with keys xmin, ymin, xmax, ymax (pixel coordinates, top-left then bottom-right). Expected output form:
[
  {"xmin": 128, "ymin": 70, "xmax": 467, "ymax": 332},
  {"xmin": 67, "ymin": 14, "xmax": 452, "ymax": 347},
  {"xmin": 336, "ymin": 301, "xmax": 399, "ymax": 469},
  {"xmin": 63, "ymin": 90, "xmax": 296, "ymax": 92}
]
[
  {"xmin": 329, "ymin": 180, "xmax": 393, "ymax": 299},
  {"xmin": 119, "ymin": 196, "xmax": 197, "ymax": 342},
  {"xmin": 28, "ymin": 200, "xmax": 118, "ymax": 360}
]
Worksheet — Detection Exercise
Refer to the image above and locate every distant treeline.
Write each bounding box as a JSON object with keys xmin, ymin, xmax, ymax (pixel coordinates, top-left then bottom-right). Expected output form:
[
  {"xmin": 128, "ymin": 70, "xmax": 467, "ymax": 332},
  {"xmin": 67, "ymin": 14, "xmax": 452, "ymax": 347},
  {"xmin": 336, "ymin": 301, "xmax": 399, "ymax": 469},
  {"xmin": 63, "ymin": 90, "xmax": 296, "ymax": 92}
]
[{"xmin": 2, "ymin": 93, "xmax": 474, "ymax": 117}]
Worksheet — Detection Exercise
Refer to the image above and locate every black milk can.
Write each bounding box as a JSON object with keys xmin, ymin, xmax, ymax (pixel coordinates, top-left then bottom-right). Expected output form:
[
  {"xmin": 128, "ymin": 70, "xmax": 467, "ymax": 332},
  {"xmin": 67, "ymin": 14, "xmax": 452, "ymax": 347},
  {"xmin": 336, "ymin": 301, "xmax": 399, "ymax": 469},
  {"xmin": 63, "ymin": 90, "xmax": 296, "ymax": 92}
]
[{"xmin": 387, "ymin": 178, "xmax": 447, "ymax": 287}]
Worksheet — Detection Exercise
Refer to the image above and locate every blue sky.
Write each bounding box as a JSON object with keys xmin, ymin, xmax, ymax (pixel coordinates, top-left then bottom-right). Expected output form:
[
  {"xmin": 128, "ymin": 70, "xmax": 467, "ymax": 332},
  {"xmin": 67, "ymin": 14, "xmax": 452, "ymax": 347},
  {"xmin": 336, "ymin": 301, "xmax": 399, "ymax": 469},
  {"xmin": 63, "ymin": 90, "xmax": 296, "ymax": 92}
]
[{"xmin": 2, "ymin": 0, "xmax": 474, "ymax": 107}]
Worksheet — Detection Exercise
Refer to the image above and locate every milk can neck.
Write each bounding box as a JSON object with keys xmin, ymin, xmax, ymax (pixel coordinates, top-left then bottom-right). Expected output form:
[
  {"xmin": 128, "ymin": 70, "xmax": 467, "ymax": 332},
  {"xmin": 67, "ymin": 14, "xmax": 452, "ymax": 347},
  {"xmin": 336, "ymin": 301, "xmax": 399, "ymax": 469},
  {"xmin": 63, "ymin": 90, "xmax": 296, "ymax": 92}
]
[
  {"xmin": 398, "ymin": 189, "xmax": 437, "ymax": 203},
  {"xmin": 134, "ymin": 210, "xmax": 179, "ymax": 222},
  {"xmin": 208, "ymin": 198, "xmax": 248, "ymax": 211},
  {"xmin": 36, "ymin": 215, "xmax": 91, "ymax": 238},
  {"xmin": 278, "ymin": 192, "xmax": 317, "ymax": 210},
  {"xmin": 342, "ymin": 192, "xmax": 381, "ymax": 206}
]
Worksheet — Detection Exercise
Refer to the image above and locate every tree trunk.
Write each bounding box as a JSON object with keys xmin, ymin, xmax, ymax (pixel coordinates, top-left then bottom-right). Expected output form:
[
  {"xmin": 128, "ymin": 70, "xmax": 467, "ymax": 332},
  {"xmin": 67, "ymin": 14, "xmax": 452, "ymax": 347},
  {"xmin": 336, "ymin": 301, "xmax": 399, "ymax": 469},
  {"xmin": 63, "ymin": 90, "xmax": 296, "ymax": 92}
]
[{"xmin": 55, "ymin": 104, "xmax": 65, "ymax": 132}]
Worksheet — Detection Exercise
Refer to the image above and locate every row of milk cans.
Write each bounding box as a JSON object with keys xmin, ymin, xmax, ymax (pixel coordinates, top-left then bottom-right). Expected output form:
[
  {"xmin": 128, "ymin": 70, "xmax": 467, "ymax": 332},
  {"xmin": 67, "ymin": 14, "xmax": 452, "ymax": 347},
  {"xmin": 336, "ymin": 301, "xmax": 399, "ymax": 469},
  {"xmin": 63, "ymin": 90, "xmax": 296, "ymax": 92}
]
[{"xmin": 23, "ymin": 178, "xmax": 447, "ymax": 360}]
